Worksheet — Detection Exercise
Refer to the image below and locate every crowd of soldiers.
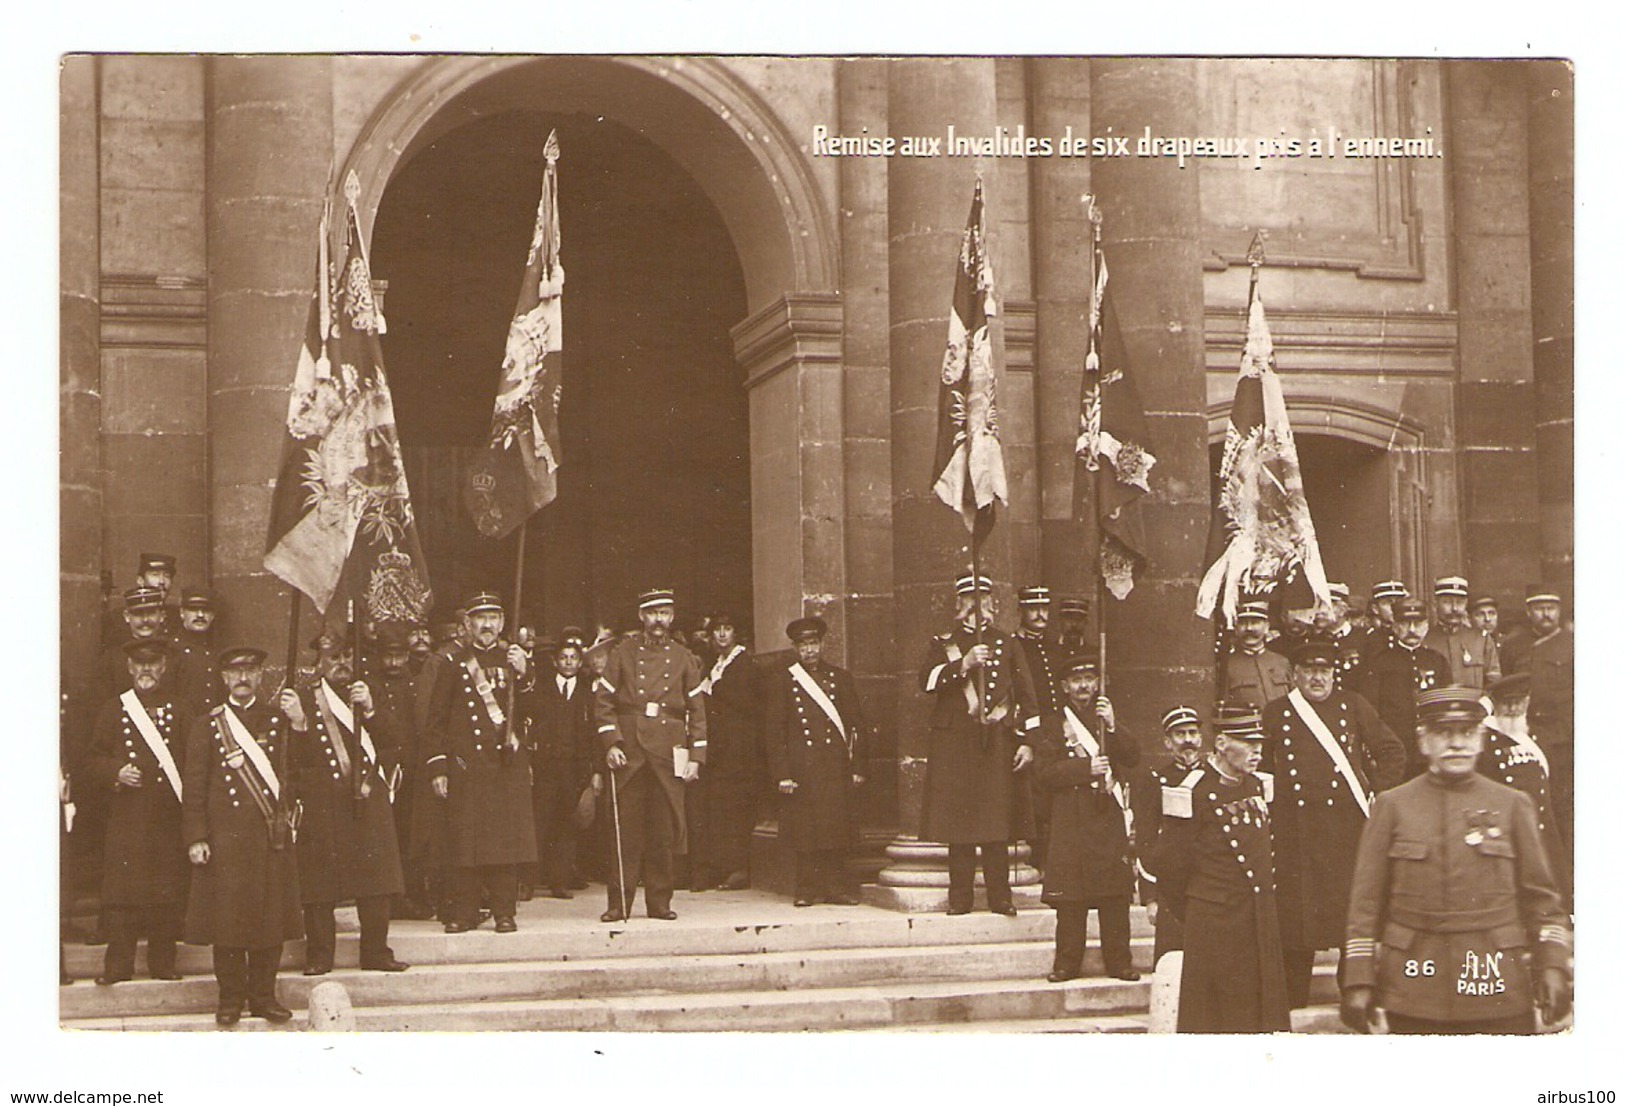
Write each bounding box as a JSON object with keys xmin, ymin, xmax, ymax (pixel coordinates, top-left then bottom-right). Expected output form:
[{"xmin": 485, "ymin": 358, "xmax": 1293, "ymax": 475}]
[{"xmin": 62, "ymin": 552, "xmax": 1575, "ymax": 1034}]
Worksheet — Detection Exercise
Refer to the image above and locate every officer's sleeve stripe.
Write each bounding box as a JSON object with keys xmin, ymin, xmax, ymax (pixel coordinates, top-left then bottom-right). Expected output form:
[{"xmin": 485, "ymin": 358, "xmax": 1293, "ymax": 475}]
[{"xmin": 925, "ymin": 664, "xmax": 948, "ymax": 692}]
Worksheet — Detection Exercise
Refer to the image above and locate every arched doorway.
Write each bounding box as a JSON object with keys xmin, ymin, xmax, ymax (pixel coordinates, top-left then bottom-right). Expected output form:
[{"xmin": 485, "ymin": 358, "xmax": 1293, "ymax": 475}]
[{"xmin": 371, "ymin": 108, "xmax": 752, "ymax": 637}]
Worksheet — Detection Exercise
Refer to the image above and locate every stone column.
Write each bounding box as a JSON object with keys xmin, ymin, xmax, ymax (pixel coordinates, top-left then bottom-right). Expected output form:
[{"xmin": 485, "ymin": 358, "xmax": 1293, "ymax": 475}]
[
  {"xmin": 206, "ymin": 57, "xmax": 334, "ymax": 659},
  {"xmin": 1089, "ymin": 59, "xmax": 1212, "ymax": 743},
  {"xmin": 61, "ymin": 55, "xmax": 102, "ymax": 719},
  {"xmin": 872, "ymin": 58, "xmax": 1034, "ymax": 910},
  {"xmin": 1026, "ymin": 58, "xmax": 1094, "ymax": 596},
  {"xmin": 1526, "ymin": 62, "xmax": 1574, "ymax": 600},
  {"xmin": 836, "ymin": 58, "xmax": 899, "ymax": 846},
  {"xmin": 1444, "ymin": 62, "xmax": 1541, "ymax": 607}
]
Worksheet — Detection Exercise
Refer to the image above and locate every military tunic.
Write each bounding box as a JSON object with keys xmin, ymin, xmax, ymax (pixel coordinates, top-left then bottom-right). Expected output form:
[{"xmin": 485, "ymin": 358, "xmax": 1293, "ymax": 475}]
[
  {"xmin": 1130, "ymin": 757, "xmax": 1206, "ymax": 962},
  {"xmin": 1261, "ymin": 689, "xmax": 1406, "ymax": 952},
  {"xmin": 181, "ymin": 700, "xmax": 304, "ymax": 948},
  {"xmin": 1359, "ymin": 642, "xmax": 1449, "ymax": 777},
  {"xmin": 1151, "ymin": 765, "xmax": 1291, "ymax": 1033},
  {"xmin": 1329, "ymin": 624, "xmax": 1363, "ymax": 688},
  {"xmin": 594, "ymin": 631, "xmax": 707, "ymax": 847},
  {"xmin": 424, "ymin": 644, "xmax": 538, "ymax": 868},
  {"xmin": 84, "ymin": 690, "xmax": 190, "ymax": 907},
  {"xmin": 1482, "ymin": 723, "xmax": 1568, "ymax": 901},
  {"xmin": 1034, "ymin": 706, "xmax": 1139, "ymax": 904},
  {"xmin": 1221, "ymin": 648, "xmax": 1293, "ymax": 712},
  {"xmin": 292, "ymin": 682, "xmax": 405, "ymax": 903},
  {"xmin": 919, "ymin": 626, "xmax": 1041, "ymax": 845},
  {"xmin": 1423, "ymin": 624, "xmax": 1502, "ymax": 691},
  {"xmin": 1342, "ymin": 772, "xmax": 1571, "ymax": 1025},
  {"xmin": 172, "ymin": 634, "xmax": 221, "ymax": 716},
  {"xmin": 763, "ymin": 659, "xmax": 867, "ymax": 851}
]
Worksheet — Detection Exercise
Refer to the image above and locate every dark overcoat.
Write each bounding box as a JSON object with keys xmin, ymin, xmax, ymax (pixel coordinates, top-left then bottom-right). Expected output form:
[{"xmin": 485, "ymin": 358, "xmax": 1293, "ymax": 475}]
[
  {"xmin": 292, "ymin": 681, "xmax": 405, "ymax": 903},
  {"xmin": 181, "ymin": 700, "xmax": 303, "ymax": 947},
  {"xmin": 1034, "ymin": 703, "xmax": 1140, "ymax": 905},
  {"xmin": 528, "ymin": 673, "xmax": 596, "ymax": 814},
  {"xmin": 919, "ymin": 626, "xmax": 1039, "ymax": 845},
  {"xmin": 423, "ymin": 644, "xmax": 538, "ymax": 868},
  {"xmin": 84, "ymin": 690, "xmax": 191, "ymax": 907},
  {"xmin": 1359, "ymin": 643, "xmax": 1449, "ymax": 776},
  {"xmin": 763, "ymin": 660, "xmax": 866, "ymax": 851}
]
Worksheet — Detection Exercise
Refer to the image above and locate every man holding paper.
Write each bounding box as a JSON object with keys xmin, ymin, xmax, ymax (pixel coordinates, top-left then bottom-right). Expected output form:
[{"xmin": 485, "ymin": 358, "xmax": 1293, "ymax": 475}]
[
  {"xmin": 84, "ymin": 638, "xmax": 192, "ymax": 985},
  {"xmin": 1261, "ymin": 636, "xmax": 1406, "ymax": 1009},
  {"xmin": 593, "ymin": 588, "xmax": 707, "ymax": 922},
  {"xmin": 283, "ymin": 626, "xmax": 407, "ymax": 974}
]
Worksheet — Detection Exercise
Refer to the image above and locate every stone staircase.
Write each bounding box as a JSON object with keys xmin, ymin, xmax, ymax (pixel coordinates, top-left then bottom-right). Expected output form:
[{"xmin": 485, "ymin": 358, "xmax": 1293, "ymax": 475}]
[{"xmin": 61, "ymin": 891, "xmax": 1343, "ymax": 1032}]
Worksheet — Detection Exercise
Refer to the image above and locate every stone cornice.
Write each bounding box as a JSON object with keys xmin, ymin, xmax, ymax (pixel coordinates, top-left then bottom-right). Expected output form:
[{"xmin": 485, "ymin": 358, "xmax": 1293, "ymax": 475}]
[
  {"xmin": 99, "ymin": 274, "xmax": 207, "ymax": 350},
  {"xmin": 733, "ymin": 291, "xmax": 843, "ymax": 389},
  {"xmin": 1205, "ymin": 306, "xmax": 1458, "ymax": 377}
]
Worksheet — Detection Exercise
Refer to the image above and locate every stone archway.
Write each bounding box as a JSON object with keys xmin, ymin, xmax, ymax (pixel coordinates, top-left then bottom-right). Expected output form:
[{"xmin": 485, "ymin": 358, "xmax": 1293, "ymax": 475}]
[{"xmin": 337, "ymin": 57, "xmax": 845, "ymax": 644}]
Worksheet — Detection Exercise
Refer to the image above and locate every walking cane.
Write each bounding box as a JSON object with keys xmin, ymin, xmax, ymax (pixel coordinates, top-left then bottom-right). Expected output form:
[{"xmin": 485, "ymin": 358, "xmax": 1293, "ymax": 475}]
[{"xmin": 609, "ymin": 765, "xmax": 629, "ymax": 921}]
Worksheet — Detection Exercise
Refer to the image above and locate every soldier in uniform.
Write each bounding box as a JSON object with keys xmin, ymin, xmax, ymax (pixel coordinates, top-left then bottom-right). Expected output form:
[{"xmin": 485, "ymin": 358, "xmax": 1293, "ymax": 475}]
[
  {"xmin": 1221, "ymin": 600, "xmax": 1293, "ymax": 710},
  {"xmin": 763, "ymin": 617, "xmax": 867, "ymax": 906},
  {"xmin": 1423, "ymin": 575, "xmax": 1502, "ymax": 690},
  {"xmin": 369, "ymin": 624, "xmax": 435, "ymax": 919},
  {"xmin": 528, "ymin": 635, "xmax": 594, "ymax": 899},
  {"xmin": 1013, "ymin": 586, "xmax": 1062, "ymax": 876},
  {"xmin": 1151, "ymin": 704, "xmax": 1290, "ymax": 1033},
  {"xmin": 1483, "ymin": 672, "xmax": 1568, "ymax": 903},
  {"xmin": 284, "ymin": 627, "xmax": 408, "ymax": 974},
  {"xmin": 1360, "ymin": 597, "xmax": 1448, "ymax": 777},
  {"xmin": 1311, "ymin": 583, "xmax": 1364, "ymax": 687},
  {"xmin": 1034, "ymin": 653, "xmax": 1140, "ymax": 982},
  {"xmin": 1359, "ymin": 579, "xmax": 1410, "ymax": 659},
  {"xmin": 1131, "ymin": 705, "xmax": 1208, "ymax": 966},
  {"xmin": 918, "ymin": 574, "xmax": 1040, "ymax": 917},
  {"xmin": 182, "ymin": 648, "xmax": 302, "ymax": 1028},
  {"xmin": 98, "ymin": 585, "xmax": 172, "ymax": 702},
  {"xmin": 1261, "ymin": 637, "xmax": 1406, "ymax": 1009},
  {"xmin": 1520, "ymin": 585, "xmax": 1573, "ymax": 879},
  {"xmin": 101, "ymin": 553, "xmax": 178, "ymax": 649},
  {"xmin": 689, "ymin": 611, "xmax": 761, "ymax": 892},
  {"xmin": 1339, "ymin": 687, "xmax": 1572, "ymax": 1035},
  {"xmin": 426, "ymin": 592, "xmax": 538, "ymax": 934},
  {"xmin": 1471, "ymin": 595, "xmax": 1506, "ymax": 655},
  {"xmin": 84, "ymin": 638, "xmax": 191, "ymax": 984},
  {"xmin": 593, "ymin": 588, "xmax": 707, "ymax": 922},
  {"xmin": 1052, "ymin": 596, "xmax": 1091, "ymax": 656},
  {"xmin": 173, "ymin": 588, "xmax": 221, "ymax": 716}
]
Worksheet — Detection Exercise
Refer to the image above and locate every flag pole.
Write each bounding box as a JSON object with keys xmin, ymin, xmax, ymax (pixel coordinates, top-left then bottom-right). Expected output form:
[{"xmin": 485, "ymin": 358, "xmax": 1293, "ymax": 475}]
[
  {"xmin": 1084, "ymin": 196, "xmax": 1109, "ymax": 696},
  {"xmin": 504, "ymin": 522, "xmax": 528, "ymax": 755}
]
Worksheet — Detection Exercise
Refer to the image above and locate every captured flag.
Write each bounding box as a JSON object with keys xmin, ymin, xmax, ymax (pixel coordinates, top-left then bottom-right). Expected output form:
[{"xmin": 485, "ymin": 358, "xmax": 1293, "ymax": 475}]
[
  {"xmin": 1195, "ymin": 242, "xmax": 1329, "ymax": 624},
  {"xmin": 931, "ymin": 177, "xmax": 1007, "ymax": 537},
  {"xmin": 265, "ymin": 172, "xmax": 432, "ymax": 624},
  {"xmin": 466, "ymin": 129, "xmax": 566, "ymax": 540},
  {"xmin": 1075, "ymin": 218, "xmax": 1156, "ymax": 600}
]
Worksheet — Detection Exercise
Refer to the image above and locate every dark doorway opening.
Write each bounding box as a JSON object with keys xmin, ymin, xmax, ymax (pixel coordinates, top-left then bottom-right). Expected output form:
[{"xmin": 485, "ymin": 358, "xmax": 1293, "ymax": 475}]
[{"xmin": 373, "ymin": 110, "xmax": 752, "ymax": 639}]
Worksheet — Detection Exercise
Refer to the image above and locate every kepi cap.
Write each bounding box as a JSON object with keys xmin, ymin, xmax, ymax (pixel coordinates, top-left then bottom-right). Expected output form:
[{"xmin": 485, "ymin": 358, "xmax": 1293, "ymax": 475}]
[
  {"xmin": 1415, "ymin": 686, "xmax": 1489, "ymax": 725},
  {"xmin": 1290, "ymin": 637, "xmax": 1340, "ymax": 668},
  {"xmin": 1371, "ymin": 580, "xmax": 1409, "ymax": 601},
  {"xmin": 121, "ymin": 638, "xmax": 172, "ymax": 662},
  {"xmin": 180, "ymin": 587, "xmax": 216, "ymax": 610},
  {"xmin": 786, "ymin": 616, "xmax": 828, "ymax": 643},
  {"xmin": 954, "ymin": 574, "xmax": 994, "ymax": 596},
  {"xmin": 1161, "ymin": 705, "xmax": 1202, "ymax": 733},
  {"xmin": 1470, "ymin": 595, "xmax": 1499, "ymax": 612},
  {"xmin": 1017, "ymin": 585, "xmax": 1052, "ymax": 607},
  {"xmin": 1213, "ymin": 701, "xmax": 1266, "ymax": 739},
  {"xmin": 1525, "ymin": 584, "xmax": 1562, "ymax": 606},
  {"xmin": 1392, "ymin": 597, "xmax": 1428, "ymax": 620},
  {"xmin": 138, "ymin": 552, "xmax": 176, "ymax": 574},
  {"xmin": 123, "ymin": 586, "xmax": 165, "ymax": 612},
  {"xmin": 219, "ymin": 646, "xmax": 267, "ymax": 668},
  {"xmin": 637, "ymin": 588, "xmax": 676, "ymax": 610},
  {"xmin": 1433, "ymin": 576, "xmax": 1470, "ymax": 598},
  {"xmin": 464, "ymin": 591, "xmax": 505, "ymax": 615}
]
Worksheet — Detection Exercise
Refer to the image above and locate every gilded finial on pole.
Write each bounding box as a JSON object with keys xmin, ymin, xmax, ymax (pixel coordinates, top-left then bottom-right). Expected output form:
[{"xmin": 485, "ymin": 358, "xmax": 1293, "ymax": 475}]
[{"xmin": 1246, "ymin": 230, "xmax": 1267, "ymax": 269}]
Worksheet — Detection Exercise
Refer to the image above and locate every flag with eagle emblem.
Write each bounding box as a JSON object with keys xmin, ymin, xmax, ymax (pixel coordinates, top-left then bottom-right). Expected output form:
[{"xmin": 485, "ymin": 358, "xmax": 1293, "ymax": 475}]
[{"xmin": 465, "ymin": 129, "xmax": 566, "ymax": 539}]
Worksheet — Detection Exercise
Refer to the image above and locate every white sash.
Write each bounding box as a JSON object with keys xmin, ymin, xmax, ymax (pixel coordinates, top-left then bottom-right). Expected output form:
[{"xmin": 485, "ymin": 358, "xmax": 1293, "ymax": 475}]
[
  {"xmin": 789, "ymin": 663, "xmax": 848, "ymax": 746},
  {"xmin": 1063, "ymin": 706, "xmax": 1131, "ymax": 828},
  {"xmin": 120, "ymin": 690, "xmax": 182, "ymax": 803},
  {"xmin": 321, "ymin": 679, "xmax": 378, "ymax": 764},
  {"xmin": 1287, "ymin": 688, "xmax": 1370, "ymax": 817},
  {"xmin": 701, "ymin": 645, "xmax": 744, "ymax": 695},
  {"xmin": 222, "ymin": 704, "xmax": 280, "ymax": 800},
  {"xmin": 464, "ymin": 656, "xmax": 507, "ymax": 726}
]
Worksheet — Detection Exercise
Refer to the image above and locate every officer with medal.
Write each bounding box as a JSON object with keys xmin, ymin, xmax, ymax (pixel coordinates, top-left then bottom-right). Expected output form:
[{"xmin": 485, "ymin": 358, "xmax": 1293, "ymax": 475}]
[
  {"xmin": 1131, "ymin": 705, "xmax": 1209, "ymax": 965},
  {"xmin": 84, "ymin": 638, "xmax": 191, "ymax": 985},
  {"xmin": 593, "ymin": 588, "xmax": 708, "ymax": 922},
  {"xmin": 1519, "ymin": 585, "xmax": 1573, "ymax": 882},
  {"xmin": 1484, "ymin": 672, "xmax": 1569, "ymax": 906},
  {"xmin": 1423, "ymin": 575, "xmax": 1502, "ymax": 690},
  {"xmin": 1340, "ymin": 687, "xmax": 1572, "ymax": 1035},
  {"xmin": 283, "ymin": 626, "xmax": 408, "ymax": 974},
  {"xmin": 181, "ymin": 648, "xmax": 302, "ymax": 1028},
  {"xmin": 763, "ymin": 617, "xmax": 867, "ymax": 906},
  {"xmin": 690, "ymin": 611, "xmax": 762, "ymax": 893},
  {"xmin": 1261, "ymin": 636, "xmax": 1406, "ymax": 1009},
  {"xmin": 426, "ymin": 591, "xmax": 539, "ymax": 934},
  {"xmin": 1220, "ymin": 600, "xmax": 1294, "ymax": 710},
  {"xmin": 1033, "ymin": 652, "xmax": 1141, "ymax": 982},
  {"xmin": 1359, "ymin": 579, "xmax": 1410, "ymax": 659},
  {"xmin": 1151, "ymin": 703, "xmax": 1291, "ymax": 1034},
  {"xmin": 1360, "ymin": 596, "xmax": 1450, "ymax": 778},
  {"xmin": 918, "ymin": 574, "xmax": 1040, "ymax": 916}
]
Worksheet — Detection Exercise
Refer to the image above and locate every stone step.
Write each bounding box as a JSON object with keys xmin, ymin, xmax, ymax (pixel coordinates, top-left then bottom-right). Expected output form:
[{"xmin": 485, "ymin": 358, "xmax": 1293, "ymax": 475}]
[
  {"xmin": 63, "ymin": 936, "xmax": 1161, "ymax": 1020},
  {"xmin": 71, "ymin": 974, "xmax": 1152, "ymax": 1033},
  {"xmin": 63, "ymin": 893, "xmax": 1154, "ymax": 976}
]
